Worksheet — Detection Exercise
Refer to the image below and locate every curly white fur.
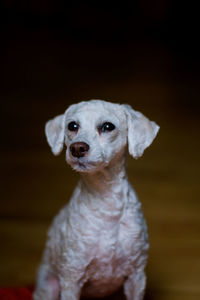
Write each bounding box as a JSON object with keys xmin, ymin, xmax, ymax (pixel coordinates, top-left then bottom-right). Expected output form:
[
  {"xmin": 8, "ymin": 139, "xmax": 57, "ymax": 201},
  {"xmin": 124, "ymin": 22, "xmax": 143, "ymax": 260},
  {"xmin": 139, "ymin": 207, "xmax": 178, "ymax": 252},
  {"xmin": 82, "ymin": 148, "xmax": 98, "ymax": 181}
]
[{"xmin": 34, "ymin": 100, "xmax": 159, "ymax": 300}]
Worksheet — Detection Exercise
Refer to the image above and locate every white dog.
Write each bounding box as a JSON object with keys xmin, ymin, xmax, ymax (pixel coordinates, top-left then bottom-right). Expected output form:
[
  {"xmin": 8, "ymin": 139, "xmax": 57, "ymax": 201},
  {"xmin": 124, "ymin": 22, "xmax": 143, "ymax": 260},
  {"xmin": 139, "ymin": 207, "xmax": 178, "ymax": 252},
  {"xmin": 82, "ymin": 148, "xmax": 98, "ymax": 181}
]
[{"xmin": 34, "ymin": 100, "xmax": 159, "ymax": 300}]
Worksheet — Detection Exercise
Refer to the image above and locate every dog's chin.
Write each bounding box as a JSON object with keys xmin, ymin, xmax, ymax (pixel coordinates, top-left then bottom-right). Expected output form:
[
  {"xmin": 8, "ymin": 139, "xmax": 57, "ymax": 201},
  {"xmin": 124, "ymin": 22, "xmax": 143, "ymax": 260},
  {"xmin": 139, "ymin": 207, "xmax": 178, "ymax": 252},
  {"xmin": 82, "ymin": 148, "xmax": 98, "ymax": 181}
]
[{"xmin": 67, "ymin": 159, "xmax": 106, "ymax": 174}]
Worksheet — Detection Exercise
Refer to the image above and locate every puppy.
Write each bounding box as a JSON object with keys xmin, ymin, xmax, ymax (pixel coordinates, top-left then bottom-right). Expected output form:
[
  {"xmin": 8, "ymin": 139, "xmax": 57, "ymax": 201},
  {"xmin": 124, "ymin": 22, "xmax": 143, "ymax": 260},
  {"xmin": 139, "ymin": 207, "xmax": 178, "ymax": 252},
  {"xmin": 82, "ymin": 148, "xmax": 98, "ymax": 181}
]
[{"xmin": 34, "ymin": 100, "xmax": 159, "ymax": 300}]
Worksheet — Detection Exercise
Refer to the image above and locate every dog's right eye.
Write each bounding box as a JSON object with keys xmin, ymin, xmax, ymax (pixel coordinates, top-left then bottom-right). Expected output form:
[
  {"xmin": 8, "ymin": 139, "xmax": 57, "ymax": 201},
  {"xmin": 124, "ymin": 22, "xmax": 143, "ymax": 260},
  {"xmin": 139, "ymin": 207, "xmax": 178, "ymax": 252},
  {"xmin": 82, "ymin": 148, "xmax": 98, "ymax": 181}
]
[
  {"xmin": 68, "ymin": 122, "xmax": 79, "ymax": 132},
  {"xmin": 100, "ymin": 122, "xmax": 116, "ymax": 133}
]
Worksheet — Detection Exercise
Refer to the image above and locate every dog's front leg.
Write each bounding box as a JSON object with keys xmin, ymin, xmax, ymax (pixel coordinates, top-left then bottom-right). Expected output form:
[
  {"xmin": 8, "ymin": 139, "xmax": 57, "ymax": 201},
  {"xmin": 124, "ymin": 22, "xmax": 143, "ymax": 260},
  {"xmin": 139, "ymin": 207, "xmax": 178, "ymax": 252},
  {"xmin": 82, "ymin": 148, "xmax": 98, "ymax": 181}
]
[
  {"xmin": 60, "ymin": 283, "xmax": 80, "ymax": 300},
  {"xmin": 34, "ymin": 260, "xmax": 83, "ymax": 300},
  {"xmin": 60, "ymin": 287, "xmax": 80, "ymax": 300},
  {"xmin": 59, "ymin": 270, "xmax": 82, "ymax": 300},
  {"xmin": 124, "ymin": 271, "xmax": 146, "ymax": 300},
  {"xmin": 34, "ymin": 262, "xmax": 60, "ymax": 300}
]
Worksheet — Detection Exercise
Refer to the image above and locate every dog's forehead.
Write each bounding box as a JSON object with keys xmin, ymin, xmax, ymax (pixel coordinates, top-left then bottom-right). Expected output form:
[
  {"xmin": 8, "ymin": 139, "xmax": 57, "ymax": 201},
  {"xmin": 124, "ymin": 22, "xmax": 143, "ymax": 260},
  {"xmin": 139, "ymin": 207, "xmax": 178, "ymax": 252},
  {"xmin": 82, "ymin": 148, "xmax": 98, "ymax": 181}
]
[{"xmin": 66, "ymin": 100, "xmax": 125, "ymax": 124}]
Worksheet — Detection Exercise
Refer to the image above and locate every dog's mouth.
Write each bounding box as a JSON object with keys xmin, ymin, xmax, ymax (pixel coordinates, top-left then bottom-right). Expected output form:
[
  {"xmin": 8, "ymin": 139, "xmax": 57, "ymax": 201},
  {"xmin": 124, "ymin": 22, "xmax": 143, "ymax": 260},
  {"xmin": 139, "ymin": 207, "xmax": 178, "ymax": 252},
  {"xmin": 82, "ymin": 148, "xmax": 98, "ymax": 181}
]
[
  {"xmin": 71, "ymin": 160, "xmax": 104, "ymax": 173},
  {"xmin": 66, "ymin": 144, "xmax": 108, "ymax": 173},
  {"xmin": 67, "ymin": 155, "xmax": 106, "ymax": 173}
]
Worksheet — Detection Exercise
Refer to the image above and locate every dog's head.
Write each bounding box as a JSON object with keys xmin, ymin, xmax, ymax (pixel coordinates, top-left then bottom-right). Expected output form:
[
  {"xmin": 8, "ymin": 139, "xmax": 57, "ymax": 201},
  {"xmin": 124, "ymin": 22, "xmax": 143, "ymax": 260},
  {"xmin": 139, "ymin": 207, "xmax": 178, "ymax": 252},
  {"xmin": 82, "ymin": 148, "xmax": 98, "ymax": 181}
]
[{"xmin": 45, "ymin": 100, "xmax": 159, "ymax": 172}]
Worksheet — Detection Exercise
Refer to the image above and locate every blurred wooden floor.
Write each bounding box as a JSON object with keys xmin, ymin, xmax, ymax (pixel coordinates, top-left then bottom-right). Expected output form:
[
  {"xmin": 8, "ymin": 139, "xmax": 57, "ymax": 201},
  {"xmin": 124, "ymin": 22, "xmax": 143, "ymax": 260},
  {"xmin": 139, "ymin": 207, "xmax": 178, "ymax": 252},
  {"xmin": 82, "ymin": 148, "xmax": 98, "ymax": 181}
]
[{"xmin": 0, "ymin": 40, "xmax": 200, "ymax": 300}]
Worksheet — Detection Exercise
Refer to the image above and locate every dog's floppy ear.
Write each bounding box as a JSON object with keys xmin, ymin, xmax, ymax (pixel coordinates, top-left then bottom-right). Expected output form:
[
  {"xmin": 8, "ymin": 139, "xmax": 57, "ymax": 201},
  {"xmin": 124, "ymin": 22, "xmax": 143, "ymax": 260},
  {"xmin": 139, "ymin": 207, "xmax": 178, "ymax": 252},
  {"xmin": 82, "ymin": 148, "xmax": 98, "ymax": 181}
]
[
  {"xmin": 45, "ymin": 114, "xmax": 65, "ymax": 155},
  {"xmin": 123, "ymin": 104, "xmax": 159, "ymax": 159}
]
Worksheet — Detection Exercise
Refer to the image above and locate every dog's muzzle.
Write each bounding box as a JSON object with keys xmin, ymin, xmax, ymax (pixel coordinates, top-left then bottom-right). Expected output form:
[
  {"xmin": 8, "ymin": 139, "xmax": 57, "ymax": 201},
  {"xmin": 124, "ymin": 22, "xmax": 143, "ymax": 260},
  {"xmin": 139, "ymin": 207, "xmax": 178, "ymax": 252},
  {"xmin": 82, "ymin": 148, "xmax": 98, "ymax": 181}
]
[{"xmin": 70, "ymin": 142, "xmax": 90, "ymax": 158}]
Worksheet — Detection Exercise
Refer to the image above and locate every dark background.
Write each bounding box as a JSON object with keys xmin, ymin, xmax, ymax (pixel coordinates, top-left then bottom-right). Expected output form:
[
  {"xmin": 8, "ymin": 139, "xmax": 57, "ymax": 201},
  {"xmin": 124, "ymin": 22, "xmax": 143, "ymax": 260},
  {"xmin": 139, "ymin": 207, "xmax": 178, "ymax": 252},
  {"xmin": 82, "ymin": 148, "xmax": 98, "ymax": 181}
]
[
  {"xmin": 0, "ymin": 1, "xmax": 200, "ymax": 299},
  {"xmin": 0, "ymin": 1, "xmax": 200, "ymax": 152}
]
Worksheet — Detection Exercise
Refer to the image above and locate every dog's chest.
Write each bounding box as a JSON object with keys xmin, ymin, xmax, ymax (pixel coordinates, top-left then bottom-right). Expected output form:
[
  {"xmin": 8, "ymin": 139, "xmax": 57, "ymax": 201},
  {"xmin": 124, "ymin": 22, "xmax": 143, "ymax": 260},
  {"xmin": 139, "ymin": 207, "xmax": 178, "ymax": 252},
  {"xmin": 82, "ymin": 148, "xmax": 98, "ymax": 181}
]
[
  {"xmin": 80, "ymin": 209, "xmax": 136, "ymax": 298},
  {"xmin": 83, "ymin": 207, "xmax": 135, "ymax": 278},
  {"xmin": 66, "ymin": 188, "xmax": 146, "ymax": 297}
]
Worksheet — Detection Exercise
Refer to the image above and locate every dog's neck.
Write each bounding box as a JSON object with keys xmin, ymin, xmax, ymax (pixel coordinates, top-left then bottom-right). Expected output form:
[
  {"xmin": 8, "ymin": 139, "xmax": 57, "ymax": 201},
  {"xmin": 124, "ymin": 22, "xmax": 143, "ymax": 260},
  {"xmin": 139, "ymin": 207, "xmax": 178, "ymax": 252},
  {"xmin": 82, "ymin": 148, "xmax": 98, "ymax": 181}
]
[{"xmin": 80, "ymin": 150, "xmax": 128, "ymax": 198}]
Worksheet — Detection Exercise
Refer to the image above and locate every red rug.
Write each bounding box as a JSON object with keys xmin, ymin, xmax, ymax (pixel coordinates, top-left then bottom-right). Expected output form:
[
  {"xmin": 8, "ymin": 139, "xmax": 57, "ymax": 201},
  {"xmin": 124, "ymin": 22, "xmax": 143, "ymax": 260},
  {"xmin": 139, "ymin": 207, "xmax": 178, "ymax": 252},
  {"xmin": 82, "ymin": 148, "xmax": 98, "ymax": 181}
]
[{"xmin": 0, "ymin": 287, "xmax": 33, "ymax": 300}]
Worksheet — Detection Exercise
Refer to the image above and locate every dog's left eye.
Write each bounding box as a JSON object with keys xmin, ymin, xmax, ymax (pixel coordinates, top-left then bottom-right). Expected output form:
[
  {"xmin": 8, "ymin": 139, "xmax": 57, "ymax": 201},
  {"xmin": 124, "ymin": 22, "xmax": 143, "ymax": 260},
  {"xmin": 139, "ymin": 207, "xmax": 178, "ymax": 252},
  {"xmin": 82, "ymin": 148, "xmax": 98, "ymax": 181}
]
[
  {"xmin": 100, "ymin": 122, "xmax": 116, "ymax": 133},
  {"xmin": 68, "ymin": 121, "xmax": 79, "ymax": 132}
]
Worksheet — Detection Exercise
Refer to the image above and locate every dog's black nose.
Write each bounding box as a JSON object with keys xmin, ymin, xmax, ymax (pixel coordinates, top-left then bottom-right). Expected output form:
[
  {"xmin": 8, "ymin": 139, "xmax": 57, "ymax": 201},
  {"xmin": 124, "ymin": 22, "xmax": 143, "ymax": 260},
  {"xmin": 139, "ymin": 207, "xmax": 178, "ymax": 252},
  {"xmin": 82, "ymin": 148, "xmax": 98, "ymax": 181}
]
[{"xmin": 70, "ymin": 142, "xmax": 90, "ymax": 158}]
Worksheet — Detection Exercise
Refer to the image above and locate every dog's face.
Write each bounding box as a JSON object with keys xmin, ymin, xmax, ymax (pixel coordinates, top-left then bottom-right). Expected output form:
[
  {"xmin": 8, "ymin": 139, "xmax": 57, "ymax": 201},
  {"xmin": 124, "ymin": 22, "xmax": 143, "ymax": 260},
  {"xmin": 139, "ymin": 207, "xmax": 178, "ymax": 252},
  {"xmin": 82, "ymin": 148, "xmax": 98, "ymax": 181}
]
[
  {"xmin": 64, "ymin": 101, "xmax": 127, "ymax": 172},
  {"xmin": 45, "ymin": 100, "xmax": 159, "ymax": 173}
]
